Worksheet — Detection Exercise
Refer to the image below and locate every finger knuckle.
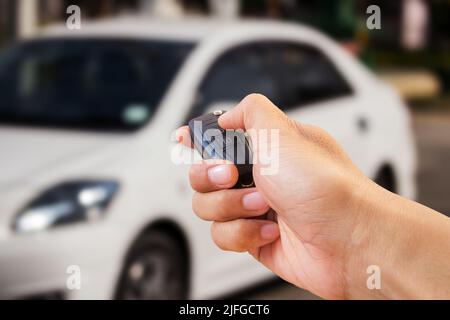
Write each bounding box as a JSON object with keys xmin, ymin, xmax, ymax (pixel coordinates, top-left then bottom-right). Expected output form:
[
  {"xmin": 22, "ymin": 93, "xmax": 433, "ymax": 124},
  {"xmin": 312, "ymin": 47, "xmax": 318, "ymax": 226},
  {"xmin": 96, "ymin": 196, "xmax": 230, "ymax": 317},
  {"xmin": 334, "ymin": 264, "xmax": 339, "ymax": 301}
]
[
  {"xmin": 210, "ymin": 223, "xmax": 228, "ymax": 251},
  {"xmin": 211, "ymin": 222, "xmax": 248, "ymax": 252},
  {"xmin": 215, "ymin": 190, "xmax": 229, "ymax": 205},
  {"xmin": 233, "ymin": 221, "xmax": 250, "ymax": 251},
  {"xmin": 242, "ymin": 93, "xmax": 268, "ymax": 109},
  {"xmin": 189, "ymin": 166, "xmax": 202, "ymax": 190},
  {"xmin": 312, "ymin": 125, "xmax": 332, "ymax": 140},
  {"xmin": 192, "ymin": 193, "xmax": 206, "ymax": 219},
  {"xmin": 244, "ymin": 93, "xmax": 266, "ymax": 102},
  {"xmin": 213, "ymin": 192, "xmax": 231, "ymax": 220}
]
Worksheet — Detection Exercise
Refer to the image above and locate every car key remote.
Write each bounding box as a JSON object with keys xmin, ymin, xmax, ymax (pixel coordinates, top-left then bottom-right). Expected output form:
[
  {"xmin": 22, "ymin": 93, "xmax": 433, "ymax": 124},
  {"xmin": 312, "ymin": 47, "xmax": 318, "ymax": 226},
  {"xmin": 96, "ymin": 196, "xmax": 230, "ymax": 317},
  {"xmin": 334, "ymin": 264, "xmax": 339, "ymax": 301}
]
[{"xmin": 189, "ymin": 110, "xmax": 254, "ymax": 189}]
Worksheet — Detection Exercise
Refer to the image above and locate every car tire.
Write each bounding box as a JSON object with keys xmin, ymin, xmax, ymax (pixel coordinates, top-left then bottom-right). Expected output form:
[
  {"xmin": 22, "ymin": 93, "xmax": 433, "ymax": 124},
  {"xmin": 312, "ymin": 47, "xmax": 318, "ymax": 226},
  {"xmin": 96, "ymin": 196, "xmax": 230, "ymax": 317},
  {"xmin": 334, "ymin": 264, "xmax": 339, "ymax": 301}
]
[
  {"xmin": 115, "ymin": 230, "xmax": 188, "ymax": 300},
  {"xmin": 374, "ymin": 167, "xmax": 396, "ymax": 193}
]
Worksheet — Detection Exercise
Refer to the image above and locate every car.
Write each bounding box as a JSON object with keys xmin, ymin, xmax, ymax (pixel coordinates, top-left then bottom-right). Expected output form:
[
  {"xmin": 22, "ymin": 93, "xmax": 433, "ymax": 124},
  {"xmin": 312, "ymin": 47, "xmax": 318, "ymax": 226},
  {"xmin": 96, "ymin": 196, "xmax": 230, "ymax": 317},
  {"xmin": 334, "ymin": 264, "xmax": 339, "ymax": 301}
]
[{"xmin": 0, "ymin": 17, "xmax": 417, "ymax": 299}]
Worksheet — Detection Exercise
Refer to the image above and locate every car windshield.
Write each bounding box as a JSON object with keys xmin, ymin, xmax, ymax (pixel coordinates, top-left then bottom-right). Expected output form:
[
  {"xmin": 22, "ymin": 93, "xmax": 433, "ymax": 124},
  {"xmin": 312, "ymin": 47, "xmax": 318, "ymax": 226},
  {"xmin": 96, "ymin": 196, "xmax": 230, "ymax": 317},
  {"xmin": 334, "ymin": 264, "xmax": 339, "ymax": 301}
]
[{"xmin": 0, "ymin": 39, "xmax": 195, "ymax": 132}]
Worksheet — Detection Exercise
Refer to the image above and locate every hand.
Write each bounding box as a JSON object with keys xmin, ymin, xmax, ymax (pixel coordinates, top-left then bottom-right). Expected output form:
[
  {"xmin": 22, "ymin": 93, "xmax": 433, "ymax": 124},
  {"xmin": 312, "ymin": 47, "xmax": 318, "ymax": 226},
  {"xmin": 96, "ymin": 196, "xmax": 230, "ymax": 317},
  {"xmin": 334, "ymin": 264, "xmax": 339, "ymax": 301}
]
[
  {"xmin": 180, "ymin": 93, "xmax": 367, "ymax": 299},
  {"xmin": 179, "ymin": 94, "xmax": 450, "ymax": 299}
]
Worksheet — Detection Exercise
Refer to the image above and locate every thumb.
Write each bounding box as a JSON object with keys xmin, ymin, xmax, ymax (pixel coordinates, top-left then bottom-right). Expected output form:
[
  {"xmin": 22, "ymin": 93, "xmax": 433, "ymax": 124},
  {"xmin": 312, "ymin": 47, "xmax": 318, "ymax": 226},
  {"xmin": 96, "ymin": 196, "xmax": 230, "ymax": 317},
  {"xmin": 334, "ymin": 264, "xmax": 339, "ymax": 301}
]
[
  {"xmin": 218, "ymin": 94, "xmax": 289, "ymax": 131},
  {"xmin": 218, "ymin": 94, "xmax": 292, "ymax": 201}
]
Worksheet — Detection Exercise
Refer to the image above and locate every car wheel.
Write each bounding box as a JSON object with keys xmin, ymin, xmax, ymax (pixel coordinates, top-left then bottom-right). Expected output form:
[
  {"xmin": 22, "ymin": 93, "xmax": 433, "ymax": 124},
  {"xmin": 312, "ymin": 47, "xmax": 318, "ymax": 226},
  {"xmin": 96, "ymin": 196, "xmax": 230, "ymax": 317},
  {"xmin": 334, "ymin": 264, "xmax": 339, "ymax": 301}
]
[
  {"xmin": 374, "ymin": 166, "xmax": 396, "ymax": 193},
  {"xmin": 116, "ymin": 230, "xmax": 188, "ymax": 300}
]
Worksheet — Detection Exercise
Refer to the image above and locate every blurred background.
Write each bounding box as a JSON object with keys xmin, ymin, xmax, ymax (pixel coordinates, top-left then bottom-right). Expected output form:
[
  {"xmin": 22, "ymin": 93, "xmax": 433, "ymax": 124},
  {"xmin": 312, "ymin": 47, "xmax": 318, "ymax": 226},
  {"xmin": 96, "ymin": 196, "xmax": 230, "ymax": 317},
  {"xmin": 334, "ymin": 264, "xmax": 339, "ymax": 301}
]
[{"xmin": 0, "ymin": 0, "xmax": 449, "ymax": 300}]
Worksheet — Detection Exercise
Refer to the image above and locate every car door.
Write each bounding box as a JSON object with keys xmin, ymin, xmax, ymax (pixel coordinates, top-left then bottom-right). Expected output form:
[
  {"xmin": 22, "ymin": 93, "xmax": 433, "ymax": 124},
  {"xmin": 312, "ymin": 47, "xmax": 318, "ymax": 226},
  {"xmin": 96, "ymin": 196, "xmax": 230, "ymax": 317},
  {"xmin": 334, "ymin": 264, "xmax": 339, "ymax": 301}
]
[
  {"xmin": 191, "ymin": 40, "xmax": 367, "ymax": 169},
  {"xmin": 189, "ymin": 42, "xmax": 282, "ymax": 117},
  {"xmin": 189, "ymin": 42, "xmax": 283, "ymax": 285},
  {"xmin": 187, "ymin": 39, "xmax": 369, "ymax": 287},
  {"xmin": 271, "ymin": 41, "xmax": 368, "ymax": 169}
]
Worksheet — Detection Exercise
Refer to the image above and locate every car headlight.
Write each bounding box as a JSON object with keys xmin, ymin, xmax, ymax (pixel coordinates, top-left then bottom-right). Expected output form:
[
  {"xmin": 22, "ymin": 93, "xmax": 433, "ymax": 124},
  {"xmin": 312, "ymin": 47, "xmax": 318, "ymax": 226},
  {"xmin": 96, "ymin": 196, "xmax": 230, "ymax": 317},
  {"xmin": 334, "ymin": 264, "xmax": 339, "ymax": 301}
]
[{"xmin": 13, "ymin": 180, "xmax": 119, "ymax": 233}]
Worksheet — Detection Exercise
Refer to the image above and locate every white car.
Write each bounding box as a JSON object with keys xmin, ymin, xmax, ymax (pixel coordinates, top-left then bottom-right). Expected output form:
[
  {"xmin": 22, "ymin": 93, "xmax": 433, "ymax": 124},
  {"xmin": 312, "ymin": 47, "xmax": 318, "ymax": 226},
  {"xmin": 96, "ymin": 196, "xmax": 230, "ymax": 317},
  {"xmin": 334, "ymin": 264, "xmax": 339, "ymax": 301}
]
[{"xmin": 0, "ymin": 18, "xmax": 416, "ymax": 299}]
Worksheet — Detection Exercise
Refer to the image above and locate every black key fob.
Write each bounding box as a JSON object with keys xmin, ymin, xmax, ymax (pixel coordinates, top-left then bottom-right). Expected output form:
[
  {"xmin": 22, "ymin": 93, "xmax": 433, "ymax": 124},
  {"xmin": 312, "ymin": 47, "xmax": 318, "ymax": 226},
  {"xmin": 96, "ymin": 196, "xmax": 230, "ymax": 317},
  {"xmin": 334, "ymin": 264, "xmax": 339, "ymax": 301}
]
[{"xmin": 189, "ymin": 110, "xmax": 254, "ymax": 189}]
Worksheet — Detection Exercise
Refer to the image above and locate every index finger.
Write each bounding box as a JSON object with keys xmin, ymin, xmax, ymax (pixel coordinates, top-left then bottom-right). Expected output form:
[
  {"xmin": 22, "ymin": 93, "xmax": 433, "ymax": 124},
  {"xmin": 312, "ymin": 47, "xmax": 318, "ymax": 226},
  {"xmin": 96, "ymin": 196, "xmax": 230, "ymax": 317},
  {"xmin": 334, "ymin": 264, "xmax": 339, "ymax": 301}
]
[{"xmin": 176, "ymin": 126, "xmax": 193, "ymax": 148}]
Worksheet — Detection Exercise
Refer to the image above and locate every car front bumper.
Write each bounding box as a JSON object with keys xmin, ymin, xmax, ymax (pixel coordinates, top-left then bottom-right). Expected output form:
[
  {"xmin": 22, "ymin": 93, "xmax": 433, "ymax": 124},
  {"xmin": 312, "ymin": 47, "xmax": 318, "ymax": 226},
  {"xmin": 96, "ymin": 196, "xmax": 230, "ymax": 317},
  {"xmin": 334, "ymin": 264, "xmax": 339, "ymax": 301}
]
[{"xmin": 0, "ymin": 223, "xmax": 125, "ymax": 300}]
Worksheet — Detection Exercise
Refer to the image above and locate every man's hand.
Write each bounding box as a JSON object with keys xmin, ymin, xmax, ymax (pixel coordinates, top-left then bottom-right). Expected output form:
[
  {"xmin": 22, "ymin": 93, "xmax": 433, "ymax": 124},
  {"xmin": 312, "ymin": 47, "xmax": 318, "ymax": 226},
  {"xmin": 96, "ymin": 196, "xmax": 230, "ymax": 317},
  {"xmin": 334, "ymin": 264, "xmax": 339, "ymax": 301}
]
[{"xmin": 178, "ymin": 94, "xmax": 450, "ymax": 299}]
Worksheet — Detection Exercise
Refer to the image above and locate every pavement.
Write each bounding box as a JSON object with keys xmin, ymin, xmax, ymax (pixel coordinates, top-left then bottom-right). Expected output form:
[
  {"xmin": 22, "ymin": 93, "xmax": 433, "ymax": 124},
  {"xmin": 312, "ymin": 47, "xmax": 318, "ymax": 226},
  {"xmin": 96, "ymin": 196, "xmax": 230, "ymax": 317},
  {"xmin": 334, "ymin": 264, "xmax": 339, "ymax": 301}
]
[{"xmin": 231, "ymin": 109, "xmax": 450, "ymax": 300}]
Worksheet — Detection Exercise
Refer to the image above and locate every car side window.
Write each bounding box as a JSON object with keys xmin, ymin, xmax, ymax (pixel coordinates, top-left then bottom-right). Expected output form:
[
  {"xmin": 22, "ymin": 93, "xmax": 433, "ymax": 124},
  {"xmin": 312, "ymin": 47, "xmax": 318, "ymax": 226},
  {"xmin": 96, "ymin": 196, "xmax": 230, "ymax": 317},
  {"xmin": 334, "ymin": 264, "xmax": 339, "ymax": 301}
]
[
  {"xmin": 0, "ymin": 47, "xmax": 19, "ymax": 108},
  {"xmin": 274, "ymin": 42, "xmax": 353, "ymax": 110},
  {"xmin": 191, "ymin": 43, "xmax": 281, "ymax": 117},
  {"xmin": 189, "ymin": 41, "xmax": 353, "ymax": 119}
]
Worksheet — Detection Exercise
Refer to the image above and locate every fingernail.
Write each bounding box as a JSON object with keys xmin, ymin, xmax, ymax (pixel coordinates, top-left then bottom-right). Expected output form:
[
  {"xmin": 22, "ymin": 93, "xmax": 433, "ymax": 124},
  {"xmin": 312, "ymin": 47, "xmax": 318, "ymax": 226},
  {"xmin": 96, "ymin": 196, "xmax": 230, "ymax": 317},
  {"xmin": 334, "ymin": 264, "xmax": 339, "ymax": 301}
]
[
  {"xmin": 243, "ymin": 192, "xmax": 268, "ymax": 211},
  {"xmin": 208, "ymin": 165, "xmax": 232, "ymax": 186},
  {"xmin": 260, "ymin": 223, "xmax": 280, "ymax": 240}
]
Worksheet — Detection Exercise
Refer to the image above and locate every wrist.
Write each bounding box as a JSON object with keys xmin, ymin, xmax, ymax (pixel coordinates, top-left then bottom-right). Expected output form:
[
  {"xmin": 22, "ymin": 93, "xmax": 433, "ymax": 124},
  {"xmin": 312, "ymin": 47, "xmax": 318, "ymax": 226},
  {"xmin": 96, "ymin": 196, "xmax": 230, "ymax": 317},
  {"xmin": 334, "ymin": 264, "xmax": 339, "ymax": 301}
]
[
  {"xmin": 344, "ymin": 177, "xmax": 417, "ymax": 299},
  {"xmin": 345, "ymin": 177, "xmax": 450, "ymax": 299}
]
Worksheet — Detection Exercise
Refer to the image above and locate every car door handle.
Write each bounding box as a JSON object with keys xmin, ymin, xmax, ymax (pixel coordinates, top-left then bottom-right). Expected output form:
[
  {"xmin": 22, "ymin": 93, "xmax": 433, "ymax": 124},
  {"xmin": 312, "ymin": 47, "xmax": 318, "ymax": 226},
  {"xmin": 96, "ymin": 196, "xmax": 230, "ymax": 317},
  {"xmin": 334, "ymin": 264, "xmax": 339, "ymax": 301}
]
[{"xmin": 357, "ymin": 116, "xmax": 369, "ymax": 133}]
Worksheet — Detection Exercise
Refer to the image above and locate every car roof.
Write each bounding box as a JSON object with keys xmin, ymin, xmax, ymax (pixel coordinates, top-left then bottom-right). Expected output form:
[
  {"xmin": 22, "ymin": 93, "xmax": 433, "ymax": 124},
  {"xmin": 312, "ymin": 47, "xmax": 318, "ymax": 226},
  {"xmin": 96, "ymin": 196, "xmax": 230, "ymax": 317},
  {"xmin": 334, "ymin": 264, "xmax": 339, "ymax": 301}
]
[{"xmin": 38, "ymin": 16, "xmax": 321, "ymax": 43}]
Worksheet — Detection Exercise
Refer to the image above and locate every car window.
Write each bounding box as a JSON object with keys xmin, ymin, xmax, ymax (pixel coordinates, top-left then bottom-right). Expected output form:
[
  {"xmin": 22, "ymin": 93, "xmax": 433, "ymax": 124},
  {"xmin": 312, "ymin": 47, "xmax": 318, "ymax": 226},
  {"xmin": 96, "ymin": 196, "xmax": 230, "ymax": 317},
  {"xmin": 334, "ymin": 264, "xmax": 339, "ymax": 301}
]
[
  {"xmin": 274, "ymin": 42, "xmax": 353, "ymax": 110},
  {"xmin": 95, "ymin": 50, "xmax": 146, "ymax": 89},
  {"xmin": 191, "ymin": 43, "xmax": 281, "ymax": 117},
  {"xmin": 0, "ymin": 47, "xmax": 20, "ymax": 109},
  {"xmin": 191, "ymin": 41, "xmax": 353, "ymax": 118},
  {"xmin": 0, "ymin": 39, "xmax": 194, "ymax": 132}
]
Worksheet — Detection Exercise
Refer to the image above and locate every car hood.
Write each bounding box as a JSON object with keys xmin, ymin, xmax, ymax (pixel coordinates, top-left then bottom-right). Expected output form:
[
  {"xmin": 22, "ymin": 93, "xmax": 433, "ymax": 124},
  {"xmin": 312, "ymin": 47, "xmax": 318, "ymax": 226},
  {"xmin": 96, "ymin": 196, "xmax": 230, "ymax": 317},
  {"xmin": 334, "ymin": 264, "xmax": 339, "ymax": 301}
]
[{"xmin": 0, "ymin": 126, "xmax": 129, "ymax": 190}]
